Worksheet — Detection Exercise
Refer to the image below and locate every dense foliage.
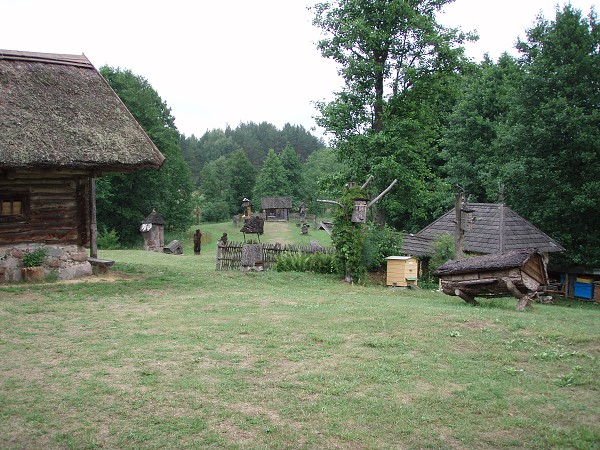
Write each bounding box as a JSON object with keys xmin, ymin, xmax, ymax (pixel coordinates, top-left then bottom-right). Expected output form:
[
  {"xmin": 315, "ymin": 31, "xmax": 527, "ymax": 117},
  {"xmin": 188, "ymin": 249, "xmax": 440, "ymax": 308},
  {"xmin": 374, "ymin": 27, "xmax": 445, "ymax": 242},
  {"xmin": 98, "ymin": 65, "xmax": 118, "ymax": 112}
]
[
  {"xmin": 330, "ymin": 186, "xmax": 369, "ymax": 284},
  {"xmin": 180, "ymin": 122, "xmax": 324, "ymax": 185},
  {"xmin": 314, "ymin": 1, "xmax": 599, "ymax": 268},
  {"xmin": 442, "ymin": 5, "xmax": 600, "ymax": 267},
  {"xmin": 312, "ymin": 0, "xmax": 474, "ymax": 230},
  {"xmin": 97, "ymin": 67, "xmax": 194, "ymax": 244}
]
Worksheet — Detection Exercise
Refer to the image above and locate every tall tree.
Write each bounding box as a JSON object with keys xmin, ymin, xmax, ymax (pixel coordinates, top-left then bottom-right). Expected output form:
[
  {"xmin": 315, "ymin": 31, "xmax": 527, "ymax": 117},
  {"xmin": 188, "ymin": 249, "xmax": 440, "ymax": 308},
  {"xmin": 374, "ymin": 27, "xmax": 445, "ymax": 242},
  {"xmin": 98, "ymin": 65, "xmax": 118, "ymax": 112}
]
[
  {"xmin": 280, "ymin": 144, "xmax": 305, "ymax": 203},
  {"xmin": 252, "ymin": 149, "xmax": 290, "ymax": 206},
  {"xmin": 312, "ymin": 0, "xmax": 473, "ymax": 229},
  {"xmin": 442, "ymin": 5, "xmax": 600, "ymax": 267},
  {"xmin": 97, "ymin": 67, "xmax": 194, "ymax": 244},
  {"xmin": 503, "ymin": 5, "xmax": 600, "ymax": 267},
  {"xmin": 442, "ymin": 53, "xmax": 524, "ymax": 201},
  {"xmin": 226, "ymin": 149, "xmax": 257, "ymax": 214}
]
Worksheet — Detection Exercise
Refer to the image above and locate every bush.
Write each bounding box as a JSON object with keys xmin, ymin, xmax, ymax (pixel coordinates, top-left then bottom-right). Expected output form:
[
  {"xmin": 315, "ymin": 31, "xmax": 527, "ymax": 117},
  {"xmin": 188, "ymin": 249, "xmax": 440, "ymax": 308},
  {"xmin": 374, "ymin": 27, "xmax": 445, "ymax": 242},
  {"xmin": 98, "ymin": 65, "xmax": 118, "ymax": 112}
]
[
  {"xmin": 97, "ymin": 227, "xmax": 121, "ymax": 250},
  {"xmin": 275, "ymin": 251, "xmax": 338, "ymax": 274},
  {"xmin": 429, "ymin": 233, "xmax": 455, "ymax": 273},
  {"xmin": 362, "ymin": 224, "xmax": 403, "ymax": 271},
  {"xmin": 201, "ymin": 201, "xmax": 231, "ymax": 223},
  {"xmin": 22, "ymin": 247, "xmax": 47, "ymax": 267}
]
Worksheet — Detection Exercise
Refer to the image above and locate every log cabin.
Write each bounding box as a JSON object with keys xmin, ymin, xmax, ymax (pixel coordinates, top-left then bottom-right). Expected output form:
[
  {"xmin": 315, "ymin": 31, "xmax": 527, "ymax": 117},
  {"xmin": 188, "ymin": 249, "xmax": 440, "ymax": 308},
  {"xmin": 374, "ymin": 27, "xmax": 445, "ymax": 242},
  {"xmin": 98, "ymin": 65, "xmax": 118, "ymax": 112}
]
[
  {"xmin": 0, "ymin": 49, "xmax": 164, "ymax": 281},
  {"xmin": 261, "ymin": 196, "xmax": 292, "ymax": 221}
]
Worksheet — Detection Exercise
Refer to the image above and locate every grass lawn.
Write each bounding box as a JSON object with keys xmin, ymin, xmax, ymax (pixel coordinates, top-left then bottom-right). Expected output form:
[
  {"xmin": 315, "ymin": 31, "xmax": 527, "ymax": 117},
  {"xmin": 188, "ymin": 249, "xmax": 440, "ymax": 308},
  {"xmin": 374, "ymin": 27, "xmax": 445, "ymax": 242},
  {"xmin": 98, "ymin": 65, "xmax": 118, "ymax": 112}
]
[{"xmin": 1, "ymin": 221, "xmax": 598, "ymax": 449}]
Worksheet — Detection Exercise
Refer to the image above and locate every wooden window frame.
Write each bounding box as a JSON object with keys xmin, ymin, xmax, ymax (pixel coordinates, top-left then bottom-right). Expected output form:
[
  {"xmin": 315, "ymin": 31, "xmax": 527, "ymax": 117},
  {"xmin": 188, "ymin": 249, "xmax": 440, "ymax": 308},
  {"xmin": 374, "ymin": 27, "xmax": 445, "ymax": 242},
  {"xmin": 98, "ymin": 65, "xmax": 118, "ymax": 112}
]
[{"xmin": 0, "ymin": 193, "xmax": 30, "ymax": 223}]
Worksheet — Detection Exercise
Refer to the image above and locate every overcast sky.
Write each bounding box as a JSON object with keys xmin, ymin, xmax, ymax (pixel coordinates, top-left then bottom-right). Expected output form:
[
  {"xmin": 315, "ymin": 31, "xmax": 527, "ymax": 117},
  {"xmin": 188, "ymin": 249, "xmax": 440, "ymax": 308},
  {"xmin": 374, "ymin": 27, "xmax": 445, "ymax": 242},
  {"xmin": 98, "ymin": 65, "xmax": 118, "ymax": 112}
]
[{"xmin": 2, "ymin": 0, "xmax": 597, "ymax": 139}]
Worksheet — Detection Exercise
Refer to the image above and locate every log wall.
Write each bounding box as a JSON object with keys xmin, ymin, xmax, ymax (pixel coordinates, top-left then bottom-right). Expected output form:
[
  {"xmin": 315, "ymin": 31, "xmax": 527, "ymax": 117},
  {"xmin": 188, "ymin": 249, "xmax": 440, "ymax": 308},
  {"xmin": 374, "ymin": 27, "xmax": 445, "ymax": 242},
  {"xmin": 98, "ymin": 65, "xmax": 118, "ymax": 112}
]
[{"xmin": 0, "ymin": 169, "xmax": 90, "ymax": 247}]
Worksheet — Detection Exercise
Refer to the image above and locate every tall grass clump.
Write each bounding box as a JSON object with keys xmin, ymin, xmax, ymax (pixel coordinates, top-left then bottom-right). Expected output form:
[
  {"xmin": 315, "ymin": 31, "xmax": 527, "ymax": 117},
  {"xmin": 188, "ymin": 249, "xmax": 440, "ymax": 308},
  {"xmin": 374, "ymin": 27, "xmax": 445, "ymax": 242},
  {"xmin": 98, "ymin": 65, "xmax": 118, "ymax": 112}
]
[{"xmin": 275, "ymin": 251, "xmax": 337, "ymax": 274}]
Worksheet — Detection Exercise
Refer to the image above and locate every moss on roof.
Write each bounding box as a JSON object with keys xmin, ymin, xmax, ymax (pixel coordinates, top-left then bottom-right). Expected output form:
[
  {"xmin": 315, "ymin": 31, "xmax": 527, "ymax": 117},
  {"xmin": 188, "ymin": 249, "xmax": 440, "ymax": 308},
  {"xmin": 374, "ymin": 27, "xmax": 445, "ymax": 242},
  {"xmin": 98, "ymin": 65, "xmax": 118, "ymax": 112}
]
[{"xmin": 0, "ymin": 49, "xmax": 164, "ymax": 172}]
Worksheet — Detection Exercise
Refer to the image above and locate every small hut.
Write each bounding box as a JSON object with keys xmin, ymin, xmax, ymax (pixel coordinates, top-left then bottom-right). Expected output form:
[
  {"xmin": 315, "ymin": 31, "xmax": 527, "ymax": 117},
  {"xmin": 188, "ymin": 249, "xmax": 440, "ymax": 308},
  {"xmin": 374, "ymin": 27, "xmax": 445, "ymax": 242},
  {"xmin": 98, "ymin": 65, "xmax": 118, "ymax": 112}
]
[
  {"xmin": 261, "ymin": 196, "xmax": 292, "ymax": 221},
  {"xmin": 140, "ymin": 210, "xmax": 165, "ymax": 252},
  {"xmin": 434, "ymin": 250, "xmax": 548, "ymax": 310},
  {"xmin": 0, "ymin": 49, "xmax": 164, "ymax": 281}
]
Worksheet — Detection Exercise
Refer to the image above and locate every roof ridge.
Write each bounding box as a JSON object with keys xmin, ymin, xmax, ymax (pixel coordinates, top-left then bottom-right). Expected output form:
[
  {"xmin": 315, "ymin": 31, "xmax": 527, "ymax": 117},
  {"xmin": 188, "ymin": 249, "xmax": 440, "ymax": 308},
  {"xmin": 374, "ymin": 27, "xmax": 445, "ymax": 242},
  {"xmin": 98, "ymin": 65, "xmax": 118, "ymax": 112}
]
[{"xmin": 0, "ymin": 49, "xmax": 93, "ymax": 69}]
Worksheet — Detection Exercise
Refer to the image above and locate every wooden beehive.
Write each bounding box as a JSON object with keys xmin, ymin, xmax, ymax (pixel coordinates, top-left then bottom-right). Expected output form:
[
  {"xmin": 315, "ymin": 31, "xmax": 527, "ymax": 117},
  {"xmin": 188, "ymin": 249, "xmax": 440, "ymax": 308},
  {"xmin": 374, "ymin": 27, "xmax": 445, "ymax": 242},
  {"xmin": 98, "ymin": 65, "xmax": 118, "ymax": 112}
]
[
  {"xmin": 433, "ymin": 250, "xmax": 548, "ymax": 310},
  {"xmin": 385, "ymin": 256, "xmax": 418, "ymax": 287},
  {"xmin": 351, "ymin": 199, "xmax": 369, "ymax": 223}
]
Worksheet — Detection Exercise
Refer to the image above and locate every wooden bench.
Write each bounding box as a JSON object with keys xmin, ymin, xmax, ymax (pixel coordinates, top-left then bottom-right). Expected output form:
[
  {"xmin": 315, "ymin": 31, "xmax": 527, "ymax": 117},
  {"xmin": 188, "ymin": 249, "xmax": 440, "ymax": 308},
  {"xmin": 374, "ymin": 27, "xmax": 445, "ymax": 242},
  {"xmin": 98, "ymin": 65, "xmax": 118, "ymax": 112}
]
[{"xmin": 87, "ymin": 257, "xmax": 115, "ymax": 275}]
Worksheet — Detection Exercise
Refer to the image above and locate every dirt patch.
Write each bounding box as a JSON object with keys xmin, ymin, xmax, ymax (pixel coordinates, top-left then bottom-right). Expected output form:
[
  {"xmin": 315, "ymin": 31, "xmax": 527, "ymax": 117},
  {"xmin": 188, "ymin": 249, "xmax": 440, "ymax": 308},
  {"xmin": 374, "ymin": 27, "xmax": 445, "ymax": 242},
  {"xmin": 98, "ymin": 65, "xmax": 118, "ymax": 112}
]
[{"xmin": 59, "ymin": 271, "xmax": 140, "ymax": 284}]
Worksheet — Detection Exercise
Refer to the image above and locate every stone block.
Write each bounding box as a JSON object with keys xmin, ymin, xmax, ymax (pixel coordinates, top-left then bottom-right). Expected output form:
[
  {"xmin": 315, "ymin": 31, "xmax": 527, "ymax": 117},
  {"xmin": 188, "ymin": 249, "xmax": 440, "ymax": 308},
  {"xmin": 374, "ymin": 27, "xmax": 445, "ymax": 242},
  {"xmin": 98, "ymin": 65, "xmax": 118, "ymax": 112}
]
[
  {"xmin": 59, "ymin": 262, "xmax": 92, "ymax": 280},
  {"xmin": 71, "ymin": 252, "xmax": 89, "ymax": 262}
]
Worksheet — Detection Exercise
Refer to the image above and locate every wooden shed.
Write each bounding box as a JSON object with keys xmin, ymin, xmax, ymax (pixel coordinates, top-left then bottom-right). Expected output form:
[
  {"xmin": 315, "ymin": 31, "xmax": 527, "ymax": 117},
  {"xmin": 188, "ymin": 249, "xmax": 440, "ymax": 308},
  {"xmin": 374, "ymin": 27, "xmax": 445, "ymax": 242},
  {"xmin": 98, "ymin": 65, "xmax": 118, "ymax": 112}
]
[
  {"xmin": 261, "ymin": 196, "xmax": 292, "ymax": 221},
  {"xmin": 0, "ymin": 49, "xmax": 164, "ymax": 281},
  {"xmin": 385, "ymin": 256, "xmax": 418, "ymax": 287},
  {"xmin": 434, "ymin": 250, "xmax": 548, "ymax": 310}
]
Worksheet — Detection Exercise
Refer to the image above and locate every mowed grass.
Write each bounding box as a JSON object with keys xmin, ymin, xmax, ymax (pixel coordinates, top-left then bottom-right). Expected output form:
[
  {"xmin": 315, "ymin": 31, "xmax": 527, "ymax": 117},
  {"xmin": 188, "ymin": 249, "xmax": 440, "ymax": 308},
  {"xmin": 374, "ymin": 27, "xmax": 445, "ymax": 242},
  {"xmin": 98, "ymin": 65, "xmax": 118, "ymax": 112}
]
[{"xmin": 0, "ymin": 222, "xmax": 598, "ymax": 449}]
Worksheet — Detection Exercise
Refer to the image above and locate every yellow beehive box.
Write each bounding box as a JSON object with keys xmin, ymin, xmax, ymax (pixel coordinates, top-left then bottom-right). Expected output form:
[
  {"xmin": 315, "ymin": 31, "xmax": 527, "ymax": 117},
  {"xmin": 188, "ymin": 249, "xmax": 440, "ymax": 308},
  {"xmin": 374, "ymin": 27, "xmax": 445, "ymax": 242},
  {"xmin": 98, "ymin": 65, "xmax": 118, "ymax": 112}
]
[{"xmin": 385, "ymin": 256, "xmax": 418, "ymax": 287}]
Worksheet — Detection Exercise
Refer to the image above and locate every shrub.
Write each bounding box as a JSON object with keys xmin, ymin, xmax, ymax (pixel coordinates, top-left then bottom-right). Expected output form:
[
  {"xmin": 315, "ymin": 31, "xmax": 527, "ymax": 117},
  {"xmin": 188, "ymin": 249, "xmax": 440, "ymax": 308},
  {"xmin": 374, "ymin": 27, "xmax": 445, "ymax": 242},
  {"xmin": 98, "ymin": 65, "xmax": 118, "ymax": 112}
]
[
  {"xmin": 275, "ymin": 251, "xmax": 337, "ymax": 274},
  {"xmin": 429, "ymin": 233, "xmax": 455, "ymax": 273},
  {"xmin": 362, "ymin": 224, "xmax": 403, "ymax": 271},
  {"xmin": 97, "ymin": 227, "xmax": 121, "ymax": 250},
  {"xmin": 201, "ymin": 201, "xmax": 231, "ymax": 223},
  {"xmin": 22, "ymin": 247, "xmax": 47, "ymax": 267}
]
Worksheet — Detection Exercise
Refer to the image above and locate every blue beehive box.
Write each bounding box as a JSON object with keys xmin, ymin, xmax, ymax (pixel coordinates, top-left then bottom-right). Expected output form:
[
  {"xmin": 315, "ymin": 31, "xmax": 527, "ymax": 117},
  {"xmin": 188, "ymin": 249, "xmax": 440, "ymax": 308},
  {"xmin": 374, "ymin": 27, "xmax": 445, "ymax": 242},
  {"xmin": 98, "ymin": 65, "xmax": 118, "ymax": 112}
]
[{"xmin": 574, "ymin": 278, "xmax": 593, "ymax": 299}]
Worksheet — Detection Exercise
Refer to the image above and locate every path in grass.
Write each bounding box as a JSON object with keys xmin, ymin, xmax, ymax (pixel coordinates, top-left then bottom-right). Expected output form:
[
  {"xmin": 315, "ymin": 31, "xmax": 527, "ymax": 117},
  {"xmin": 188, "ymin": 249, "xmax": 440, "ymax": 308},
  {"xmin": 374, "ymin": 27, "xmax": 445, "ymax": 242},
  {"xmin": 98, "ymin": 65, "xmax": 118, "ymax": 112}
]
[{"xmin": 263, "ymin": 221, "xmax": 293, "ymax": 244}]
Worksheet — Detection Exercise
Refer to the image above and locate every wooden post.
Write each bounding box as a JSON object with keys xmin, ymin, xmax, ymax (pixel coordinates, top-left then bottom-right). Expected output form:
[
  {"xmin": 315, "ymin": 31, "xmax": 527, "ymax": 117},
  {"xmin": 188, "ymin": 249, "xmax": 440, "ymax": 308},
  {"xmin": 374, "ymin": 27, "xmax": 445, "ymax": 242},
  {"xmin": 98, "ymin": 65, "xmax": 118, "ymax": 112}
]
[
  {"xmin": 499, "ymin": 203, "xmax": 505, "ymax": 253},
  {"xmin": 455, "ymin": 288, "xmax": 479, "ymax": 306},
  {"xmin": 89, "ymin": 176, "xmax": 98, "ymax": 259},
  {"xmin": 455, "ymin": 193, "xmax": 464, "ymax": 259},
  {"xmin": 216, "ymin": 241, "xmax": 221, "ymax": 271},
  {"xmin": 505, "ymin": 279, "xmax": 534, "ymax": 311}
]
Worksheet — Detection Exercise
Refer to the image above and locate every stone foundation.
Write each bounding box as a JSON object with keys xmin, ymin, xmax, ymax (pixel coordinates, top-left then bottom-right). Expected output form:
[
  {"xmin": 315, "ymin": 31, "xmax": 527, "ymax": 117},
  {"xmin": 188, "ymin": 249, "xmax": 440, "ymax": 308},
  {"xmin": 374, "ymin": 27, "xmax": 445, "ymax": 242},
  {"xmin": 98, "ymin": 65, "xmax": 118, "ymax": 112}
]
[{"xmin": 0, "ymin": 244, "xmax": 92, "ymax": 283}]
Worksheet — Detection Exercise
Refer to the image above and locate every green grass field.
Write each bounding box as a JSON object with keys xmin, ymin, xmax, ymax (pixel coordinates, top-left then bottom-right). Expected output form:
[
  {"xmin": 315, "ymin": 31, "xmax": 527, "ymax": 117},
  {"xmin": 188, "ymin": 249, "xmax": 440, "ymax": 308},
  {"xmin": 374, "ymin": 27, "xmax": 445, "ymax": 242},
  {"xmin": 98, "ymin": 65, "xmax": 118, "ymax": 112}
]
[{"xmin": 1, "ymin": 221, "xmax": 598, "ymax": 449}]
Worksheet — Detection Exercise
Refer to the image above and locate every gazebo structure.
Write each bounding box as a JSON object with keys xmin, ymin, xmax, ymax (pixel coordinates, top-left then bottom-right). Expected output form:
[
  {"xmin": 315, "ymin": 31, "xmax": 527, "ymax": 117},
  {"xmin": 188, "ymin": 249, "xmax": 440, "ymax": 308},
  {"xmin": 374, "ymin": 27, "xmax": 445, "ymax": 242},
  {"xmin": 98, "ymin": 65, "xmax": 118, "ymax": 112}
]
[{"xmin": 0, "ymin": 49, "xmax": 164, "ymax": 281}]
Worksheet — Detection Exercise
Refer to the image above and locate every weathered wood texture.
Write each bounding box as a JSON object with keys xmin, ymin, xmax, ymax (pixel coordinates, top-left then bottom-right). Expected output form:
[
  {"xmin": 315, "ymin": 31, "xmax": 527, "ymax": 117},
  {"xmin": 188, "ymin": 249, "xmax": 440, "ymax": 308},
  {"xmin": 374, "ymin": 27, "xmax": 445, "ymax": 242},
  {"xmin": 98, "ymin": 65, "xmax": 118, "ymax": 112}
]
[
  {"xmin": 434, "ymin": 250, "xmax": 547, "ymax": 310},
  {"xmin": 216, "ymin": 241, "xmax": 334, "ymax": 271},
  {"xmin": 402, "ymin": 203, "xmax": 564, "ymax": 256},
  {"xmin": 0, "ymin": 170, "xmax": 90, "ymax": 246}
]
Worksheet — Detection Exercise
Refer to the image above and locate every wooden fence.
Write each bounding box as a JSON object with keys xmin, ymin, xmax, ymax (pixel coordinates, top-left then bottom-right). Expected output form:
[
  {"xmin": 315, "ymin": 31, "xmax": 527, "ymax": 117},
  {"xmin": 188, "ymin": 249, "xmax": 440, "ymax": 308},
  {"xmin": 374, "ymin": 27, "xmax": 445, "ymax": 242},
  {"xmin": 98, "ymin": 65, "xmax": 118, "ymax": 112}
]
[{"xmin": 216, "ymin": 241, "xmax": 334, "ymax": 271}]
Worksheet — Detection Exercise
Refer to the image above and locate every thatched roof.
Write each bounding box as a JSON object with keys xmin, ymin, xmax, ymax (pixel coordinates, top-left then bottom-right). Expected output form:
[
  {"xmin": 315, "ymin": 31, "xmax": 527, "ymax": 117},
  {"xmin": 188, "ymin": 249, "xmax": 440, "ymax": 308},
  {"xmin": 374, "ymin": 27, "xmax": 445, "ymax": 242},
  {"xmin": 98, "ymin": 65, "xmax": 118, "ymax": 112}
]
[
  {"xmin": 402, "ymin": 203, "xmax": 564, "ymax": 257},
  {"xmin": 434, "ymin": 249, "xmax": 539, "ymax": 277},
  {"xmin": 261, "ymin": 196, "xmax": 292, "ymax": 209},
  {"xmin": 240, "ymin": 216, "xmax": 264, "ymax": 234},
  {"xmin": 142, "ymin": 210, "xmax": 165, "ymax": 225},
  {"xmin": 0, "ymin": 49, "xmax": 164, "ymax": 172}
]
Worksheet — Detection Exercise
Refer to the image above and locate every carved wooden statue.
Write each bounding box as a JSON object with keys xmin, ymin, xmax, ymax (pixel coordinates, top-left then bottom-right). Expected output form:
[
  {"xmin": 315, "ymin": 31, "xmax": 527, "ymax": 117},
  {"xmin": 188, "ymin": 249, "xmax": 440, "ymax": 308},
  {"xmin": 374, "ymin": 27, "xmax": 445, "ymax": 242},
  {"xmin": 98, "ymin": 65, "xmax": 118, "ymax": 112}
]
[{"xmin": 193, "ymin": 229, "xmax": 202, "ymax": 255}]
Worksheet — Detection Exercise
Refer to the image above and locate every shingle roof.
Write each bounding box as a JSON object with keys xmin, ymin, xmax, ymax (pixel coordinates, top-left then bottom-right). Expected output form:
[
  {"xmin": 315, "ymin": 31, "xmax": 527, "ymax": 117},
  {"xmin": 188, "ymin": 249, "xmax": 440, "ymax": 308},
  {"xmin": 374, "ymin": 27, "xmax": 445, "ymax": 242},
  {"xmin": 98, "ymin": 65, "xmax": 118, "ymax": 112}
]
[
  {"xmin": 433, "ymin": 249, "xmax": 538, "ymax": 276},
  {"xmin": 142, "ymin": 210, "xmax": 165, "ymax": 225},
  {"xmin": 402, "ymin": 203, "xmax": 564, "ymax": 256},
  {"xmin": 0, "ymin": 49, "xmax": 164, "ymax": 172},
  {"xmin": 261, "ymin": 196, "xmax": 292, "ymax": 209}
]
